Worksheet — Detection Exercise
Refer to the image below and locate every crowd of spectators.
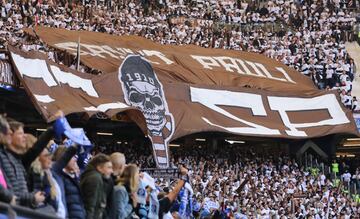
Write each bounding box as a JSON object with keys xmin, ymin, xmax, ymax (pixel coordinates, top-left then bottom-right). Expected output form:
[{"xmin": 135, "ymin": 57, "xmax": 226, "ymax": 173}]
[
  {"xmin": 0, "ymin": 0, "xmax": 360, "ymax": 217},
  {"xmin": 0, "ymin": 110, "xmax": 359, "ymax": 218},
  {"xmin": 95, "ymin": 141, "xmax": 360, "ymax": 218},
  {"xmin": 0, "ymin": 112, "xmax": 194, "ymax": 219},
  {"xmin": 0, "ymin": 0, "xmax": 359, "ymax": 110}
]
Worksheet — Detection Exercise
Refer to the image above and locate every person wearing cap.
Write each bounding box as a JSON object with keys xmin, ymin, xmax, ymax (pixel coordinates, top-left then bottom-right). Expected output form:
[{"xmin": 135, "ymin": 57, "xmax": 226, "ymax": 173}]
[{"xmin": 80, "ymin": 153, "xmax": 113, "ymax": 219}]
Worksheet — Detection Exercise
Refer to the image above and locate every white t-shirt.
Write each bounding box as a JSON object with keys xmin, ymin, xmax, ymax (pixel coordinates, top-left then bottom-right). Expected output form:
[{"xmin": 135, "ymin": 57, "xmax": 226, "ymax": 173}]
[
  {"xmin": 326, "ymin": 68, "xmax": 333, "ymax": 79},
  {"xmin": 342, "ymin": 173, "xmax": 351, "ymax": 182},
  {"xmin": 204, "ymin": 200, "xmax": 219, "ymax": 211}
]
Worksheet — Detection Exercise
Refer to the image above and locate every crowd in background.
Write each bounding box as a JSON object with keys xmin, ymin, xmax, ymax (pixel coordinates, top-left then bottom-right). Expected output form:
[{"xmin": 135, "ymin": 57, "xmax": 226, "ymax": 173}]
[
  {"xmin": 0, "ymin": 0, "xmax": 359, "ymax": 110},
  {"xmin": 0, "ymin": 0, "xmax": 360, "ymax": 217},
  {"xmin": 93, "ymin": 139, "xmax": 360, "ymax": 218},
  {"xmin": 0, "ymin": 111, "xmax": 359, "ymax": 218}
]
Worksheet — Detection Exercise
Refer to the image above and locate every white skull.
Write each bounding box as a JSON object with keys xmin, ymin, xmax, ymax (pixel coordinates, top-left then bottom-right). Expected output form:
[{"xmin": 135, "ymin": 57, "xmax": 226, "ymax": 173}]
[{"xmin": 127, "ymin": 80, "xmax": 166, "ymax": 135}]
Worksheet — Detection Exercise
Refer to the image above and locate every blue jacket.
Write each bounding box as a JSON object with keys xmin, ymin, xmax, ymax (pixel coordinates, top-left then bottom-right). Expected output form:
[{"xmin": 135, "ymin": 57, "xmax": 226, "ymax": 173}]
[
  {"xmin": 112, "ymin": 184, "xmax": 133, "ymax": 219},
  {"xmin": 52, "ymin": 146, "xmax": 85, "ymax": 219}
]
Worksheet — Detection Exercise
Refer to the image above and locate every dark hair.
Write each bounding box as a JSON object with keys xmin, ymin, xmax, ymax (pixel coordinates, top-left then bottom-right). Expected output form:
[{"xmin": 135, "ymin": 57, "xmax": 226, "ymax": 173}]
[
  {"xmin": 0, "ymin": 115, "xmax": 9, "ymax": 135},
  {"xmin": 89, "ymin": 153, "xmax": 111, "ymax": 168},
  {"xmin": 9, "ymin": 121, "xmax": 24, "ymax": 132}
]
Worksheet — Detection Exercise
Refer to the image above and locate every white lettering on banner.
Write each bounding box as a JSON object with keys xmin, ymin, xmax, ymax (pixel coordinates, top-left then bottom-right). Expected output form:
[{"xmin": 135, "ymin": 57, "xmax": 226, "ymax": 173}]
[
  {"xmin": 50, "ymin": 65, "xmax": 99, "ymax": 97},
  {"xmin": 53, "ymin": 42, "xmax": 90, "ymax": 56},
  {"xmin": 101, "ymin": 45, "xmax": 123, "ymax": 58},
  {"xmin": 34, "ymin": 94, "xmax": 55, "ymax": 103},
  {"xmin": 53, "ymin": 42, "xmax": 296, "ymax": 84},
  {"xmin": 190, "ymin": 87, "xmax": 350, "ymax": 137},
  {"xmin": 275, "ymin": 67, "xmax": 296, "ymax": 84},
  {"xmin": 256, "ymin": 63, "xmax": 287, "ymax": 82},
  {"xmin": 236, "ymin": 58, "xmax": 255, "ymax": 76},
  {"xmin": 11, "ymin": 52, "xmax": 58, "ymax": 87},
  {"xmin": 244, "ymin": 61, "xmax": 266, "ymax": 78},
  {"xmin": 267, "ymin": 94, "xmax": 350, "ymax": 137},
  {"xmin": 191, "ymin": 55, "xmax": 221, "ymax": 69},
  {"xmin": 142, "ymin": 50, "xmax": 174, "ymax": 65},
  {"xmin": 191, "ymin": 55, "xmax": 296, "ymax": 84},
  {"xmin": 85, "ymin": 44, "xmax": 118, "ymax": 58},
  {"xmin": 84, "ymin": 102, "xmax": 129, "ymax": 112},
  {"xmin": 12, "ymin": 52, "xmax": 100, "ymax": 99},
  {"xmin": 54, "ymin": 42, "xmax": 173, "ymax": 65},
  {"xmin": 214, "ymin": 56, "xmax": 245, "ymax": 74},
  {"xmin": 190, "ymin": 87, "xmax": 281, "ymax": 135}
]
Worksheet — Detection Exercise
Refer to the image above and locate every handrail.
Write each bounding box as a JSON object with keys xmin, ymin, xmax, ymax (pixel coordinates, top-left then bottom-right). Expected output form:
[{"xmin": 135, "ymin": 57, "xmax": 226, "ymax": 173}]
[
  {"xmin": 0, "ymin": 202, "xmax": 60, "ymax": 219},
  {"xmin": 212, "ymin": 20, "xmax": 296, "ymax": 38}
]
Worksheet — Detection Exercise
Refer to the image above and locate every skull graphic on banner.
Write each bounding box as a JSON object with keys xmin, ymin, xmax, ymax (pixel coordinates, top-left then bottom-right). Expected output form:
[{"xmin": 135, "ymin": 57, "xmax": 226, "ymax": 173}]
[{"xmin": 119, "ymin": 55, "xmax": 175, "ymax": 168}]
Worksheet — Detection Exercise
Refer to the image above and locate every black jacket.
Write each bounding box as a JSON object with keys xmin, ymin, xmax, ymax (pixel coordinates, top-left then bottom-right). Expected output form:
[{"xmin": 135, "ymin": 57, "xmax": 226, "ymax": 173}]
[
  {"xmin": 28, "ymin": 168, "xmax": 57, "ymax": 211},
  {"xmin": 0, "ymin": 128, "xmax": 53, "ymax": 207}
]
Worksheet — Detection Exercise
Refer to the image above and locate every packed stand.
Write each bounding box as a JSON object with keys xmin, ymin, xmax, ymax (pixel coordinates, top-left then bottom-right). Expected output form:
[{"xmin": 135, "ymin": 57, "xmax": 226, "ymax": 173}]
[
  {"xmin": 0, "ymin": 0, "xmax": 359, "ymax": 109},
  {"xmin": 0, "ymin": 109, "xmax": 359, "ymax": 218},
  {"xmin": 0, "ymin": 111, "xmax": 193, "ymax": 219},
  {"xmin": 92, "ymin": 139, "xmax": 360, "ymax": 218}
]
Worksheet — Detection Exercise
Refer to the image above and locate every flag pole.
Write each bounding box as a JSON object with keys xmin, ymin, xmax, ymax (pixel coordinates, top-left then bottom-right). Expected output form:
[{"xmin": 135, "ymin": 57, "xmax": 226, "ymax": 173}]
[{"xmin": 76, "ymin": 37, "xmax": 81, "ymax": 71}]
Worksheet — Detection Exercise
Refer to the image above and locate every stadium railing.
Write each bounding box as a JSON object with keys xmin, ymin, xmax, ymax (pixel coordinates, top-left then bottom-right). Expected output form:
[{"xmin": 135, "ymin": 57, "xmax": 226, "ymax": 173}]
[
  {"xmin": 213, "ymin": 20, "xmax": 293, "ymax": 35},
  {"xmin": 0, "ymin": 202, "xmax": 60, "ymax": 219}
]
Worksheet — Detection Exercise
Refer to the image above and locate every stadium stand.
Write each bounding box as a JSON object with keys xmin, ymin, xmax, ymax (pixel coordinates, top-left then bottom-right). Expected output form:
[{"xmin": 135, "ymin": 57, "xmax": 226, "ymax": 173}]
[{"xmin": 0, "ymin": 0, "xmax": 360, "ymax": 218}]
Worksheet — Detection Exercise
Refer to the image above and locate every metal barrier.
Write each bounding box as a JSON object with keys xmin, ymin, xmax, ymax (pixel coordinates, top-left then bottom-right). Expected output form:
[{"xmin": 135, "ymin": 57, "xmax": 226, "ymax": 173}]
[
  {"xmin": 213, "ymin": 20, "xmax": 293, "ymax": 36},
  {"xmin": 0, "ymin": 202, "xmax": 60, "ymax": 219}
]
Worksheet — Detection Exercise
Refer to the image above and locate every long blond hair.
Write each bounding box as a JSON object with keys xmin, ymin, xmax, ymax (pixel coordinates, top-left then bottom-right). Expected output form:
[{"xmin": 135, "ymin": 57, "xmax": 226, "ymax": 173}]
[
  {"xmin": 30, "ymin": 148, "xmax": 57, "ymax": 200},
  {"xmin": 118, "ymin": 164, "xmax": 139, "ymax": 193}
]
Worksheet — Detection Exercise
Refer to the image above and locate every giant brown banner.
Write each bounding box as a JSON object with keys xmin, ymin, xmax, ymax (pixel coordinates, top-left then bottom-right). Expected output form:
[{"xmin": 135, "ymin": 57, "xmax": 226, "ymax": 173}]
[
  {"xmin": 27, "ymin": 27, "xmax": 318, "ymax": 93},
  {"xmin": 10, "ymin": 28, "xmax": 359, "ymax": 167}
]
